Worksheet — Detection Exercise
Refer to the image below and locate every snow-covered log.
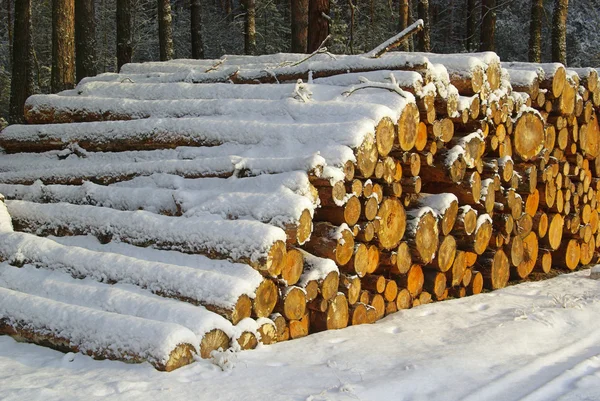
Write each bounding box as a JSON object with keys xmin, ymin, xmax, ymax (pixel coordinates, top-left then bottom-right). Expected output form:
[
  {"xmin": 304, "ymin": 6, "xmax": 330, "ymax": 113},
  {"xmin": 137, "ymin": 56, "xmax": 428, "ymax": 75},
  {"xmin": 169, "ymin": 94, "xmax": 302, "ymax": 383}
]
[
  {"xmin": 0, "ymin": 286, "xmax": 197, "ymax": 371},
  {"xmin": 5, "ymin": 200, "xmax": 287, "ymax": 278},
  {"xmin": 0, "ymin": 180, "xmax": 315, "ymax": 245},
  {"xmin": 0, "ymin": 265, "xmax": 240, "ymax": 358},
  {"xmin": 0, "ymin": 230, "xmax": 274, "ymax": 323}
]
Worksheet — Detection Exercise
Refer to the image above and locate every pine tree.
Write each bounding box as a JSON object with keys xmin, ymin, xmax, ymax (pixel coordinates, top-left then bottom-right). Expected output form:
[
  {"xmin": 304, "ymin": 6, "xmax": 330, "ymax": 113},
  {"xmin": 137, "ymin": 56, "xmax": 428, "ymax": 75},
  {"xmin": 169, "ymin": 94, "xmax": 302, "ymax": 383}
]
[
  {"xmin": 9, "ymin": 0, "xmax": 34, "ymax": 123},
  {"xmin": 191, "ymin": 0, "xmax": 204, "ymax": 58},
  {"xmin": 117, "ymin": 0, "xmax": 132, "ymax": 71},
  {"xmin": 158, "ymin": 0, "xmax": 174, "ymax": 60},
  {"xmin": 552, "ymin": 0, "xmax": 568, "ymax": 65},
  {"xmin": 307, "ymin": 0, "xmax": 329, "ymax": 52},
  {"xmin": 75, "ymin": 0, "xmax": 97, "ymax": 83},
  {"xmin": 480, "ymin": 0, "xmax": 496, "ymax": 51},
  {"xmin": 51, "ymin": 0, "xmax": 75, "ymax": 92},
  {"xmin": 291, "ymin": 0, "xmax": 308, "ymax": 53}
]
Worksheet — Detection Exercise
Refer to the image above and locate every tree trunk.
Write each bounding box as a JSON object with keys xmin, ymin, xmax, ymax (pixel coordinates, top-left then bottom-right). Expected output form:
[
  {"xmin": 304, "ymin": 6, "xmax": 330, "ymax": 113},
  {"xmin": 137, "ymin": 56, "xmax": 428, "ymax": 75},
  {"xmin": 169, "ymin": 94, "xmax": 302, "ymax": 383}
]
[
  {"xmin": 417, "ymin": 0, "xmax": 430, "ymax": 52},
  {"xmin": 479, "ymin": 0, "xmax": 496, "ymax": 51},
  {"xmin": 190, "ymin": 0, "xmax": 204, "ymax": 58},
  {"xmin": 117, "ymin": 0, "xmax": 132, "ymax": 72},
  {"xmin": 243, "ymin": 0, "xmax": 256, "ymax": 55},
  {"xmin": 9, "ymin": 0, "xmax": 34, "ymax": 124},
  {"xmin": 75, "ymin": 0, "xmax": 97, "ymax": 83},
  {"xmin": 528, "ymin": 0, "xmax": 543, "ymax": 62},
  {"xmin": 158, "ymin": 0, "xmax": 174, "ymax": 61},
  {"xmin": 399, "ymin": 0, "xmax": 409, "ymax": 52},
  {"xmin": 307, "ymin": 0, "xmax": 329, "ymax": 52},
  {"xmin": 291, "ymin": 0, "xmax": 308, "ymax": 53},
  {"xmin": 466, "ymin": 0, "xmax": 478, "ymax": 52},
  {"xmin": 52, "ymin": 0, "xmax": 75, "ymax": 93},
  {"xmin": 551, "ymin": 0, "xmax": 568, "ymax": 65},
  {"xmin": 6, "ymin": 0, "xmax": 12, "ymax": 65}
]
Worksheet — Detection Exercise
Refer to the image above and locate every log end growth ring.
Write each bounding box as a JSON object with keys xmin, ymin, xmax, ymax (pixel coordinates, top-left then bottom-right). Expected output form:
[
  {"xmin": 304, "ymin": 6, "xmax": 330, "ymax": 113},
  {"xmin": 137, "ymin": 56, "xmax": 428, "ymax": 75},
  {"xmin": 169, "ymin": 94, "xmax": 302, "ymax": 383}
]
[{"xmin": 514, "ymin": 111, "xmax": 545, "ymax": 161}]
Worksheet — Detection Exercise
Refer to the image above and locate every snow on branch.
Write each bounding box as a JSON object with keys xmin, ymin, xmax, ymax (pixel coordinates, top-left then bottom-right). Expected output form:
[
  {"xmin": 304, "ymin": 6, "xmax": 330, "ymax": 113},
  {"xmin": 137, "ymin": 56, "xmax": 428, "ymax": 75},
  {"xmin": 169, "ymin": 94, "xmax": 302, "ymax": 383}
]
[
  {"xmin": 364, "ymin": 19, "xmax": 424, "ymax": 59},
  {"xmin": 342, "ymin": 73, "xmax": 409, "ymax": 98}
]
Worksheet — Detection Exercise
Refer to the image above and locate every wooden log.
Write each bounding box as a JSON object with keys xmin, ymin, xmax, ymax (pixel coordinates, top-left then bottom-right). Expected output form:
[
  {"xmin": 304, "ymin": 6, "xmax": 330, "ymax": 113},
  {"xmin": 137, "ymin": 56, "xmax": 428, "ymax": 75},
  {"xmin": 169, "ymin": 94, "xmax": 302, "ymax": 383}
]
[
  {"xmin": 310, "ymin": 293, "xmax": 349, "ymax": 331},
  {"xmin": 338, "ymin": 274, "xmax": 361, "ymax": 305},
  {"xmin": 281, "ymin": 248, "xmax": 304, "ymax": 286},
  {"xmin": 423, "ymin": 270, "xmax": 447, "ymax": 301},
  {"xmin": 456, "ymin": 214, "xmax": 493, "ymax": 255},
  {"xmin": 289, "ymin": 312, "xmax": 310, "ymax": 339},
  {"xmin": 431, "ymin": 235, "xmax": 457, "ymax": 273},
  {"xmin": 275, "ymin": 286, "xmax": 307, "ymax": 321},
  {"xmin": 383, "ymin": 279, "xmax": 398, "ymax": 302},
  {"xmin": 513, "ymin": 232, "xmax": 539, "ymax": 279},
  {"xmin": 543, "ymin": 213, "xmax": 564, "ymax": 250},
  {"xmin": 446, "ymin": 249, "xmax": 467, "ymax": 287},
  {"xmin": 405, "ymin": 209, "xmax": 439, "ymax": 264},
  {"xmin": 343, "ymin": 244, "xmax": 369, "ymax": 278},
  {"xmin": 395, "ymin": 288, "xmax": 412, "ymax": 310},
  {"xmin": 554, "ymin": 238, "xmax": 581, "ymax": 271},
  {"xmin": 411, "ymin": 193, "xmax": 459, "ymax": 236},
  {"xmin": 314, "ymin": 195, "xmax": 362, "ymax": 226},
  {"xmin": 513, "ymin": 110, "xmax": 545, "ymax": 161},
  {"xmin": 478, "ymin": 249, "xmax": 510, "ymax": 290},
  {"xmin": 453, "ymin": 206, "xmax": 478, "ymax": 236},
  {"xmin": 361, "ymin": 274, "xmax": 386, "ymax": 294},
  {"xmin": 467, "ymin": 270, "xmax": 483, "ymax": 295},
  {"xmin": 348, "ymin": 302, "xmax": 368, "ymax": 325},
  {"xmin": 376, "ymin": 197, "xmax": 406, "ymax": 250},
  {"xmin": 397, "ymin": 264, "xmax": 424, "ymax": 298},
  {"xmin": 301, "ymin": 222, "xmax": 355, "ymax": 266},
  {"xmin": 0, "ymin": 287, "xmax": 197, "ymax": 371}
]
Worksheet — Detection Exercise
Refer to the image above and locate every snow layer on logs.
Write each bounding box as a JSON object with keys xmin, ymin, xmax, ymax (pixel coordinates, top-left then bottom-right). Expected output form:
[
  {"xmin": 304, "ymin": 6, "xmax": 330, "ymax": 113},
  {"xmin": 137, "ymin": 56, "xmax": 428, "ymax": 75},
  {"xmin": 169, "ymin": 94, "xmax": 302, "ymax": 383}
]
[
  {"xmin": 78, "ymin": 67, "xmax": 240, "ymax": 85},
  {"xmin": 5, "ymin": 200, "xmax": 286, "ymax": 267},
  {"xmin": 297, "ymin": 250, "xmax": 339, "ymax": 287},
  {"xmin": 0, "ymin": 231, "xmax": 262, "ymax": 309},
  {"xmin": 0, "ymin": 154, "xmax": 325, "ymax": 185},
  {"xmin": 24, "ymin": 87, "xmax": 409, "ymax": 124},
  {"xmin": 0, "ymin": 179, "xmax": 316, "ymax": 229},
  {"xmin": 2, "ymin": 117, "xmax": 380, "ymax": 151},
  {"xmin": 0, "ymin": 265, "xmax": 241, "ymax": 342},
  {"xmin": 112, "ymin": 171, "xmax": 316, "ymax": 201},
  {"xmin": 0, "ymin": 285, "xmax": 198, "ymax": 366}
]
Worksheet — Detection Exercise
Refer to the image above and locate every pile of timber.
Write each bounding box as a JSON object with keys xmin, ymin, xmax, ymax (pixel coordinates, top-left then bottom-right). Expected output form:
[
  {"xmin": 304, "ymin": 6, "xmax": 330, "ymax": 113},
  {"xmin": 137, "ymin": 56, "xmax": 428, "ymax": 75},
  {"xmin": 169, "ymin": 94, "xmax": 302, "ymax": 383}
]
[{"xmin": 0, "ymin": 48, "xmax": 599, "ymax": 371}]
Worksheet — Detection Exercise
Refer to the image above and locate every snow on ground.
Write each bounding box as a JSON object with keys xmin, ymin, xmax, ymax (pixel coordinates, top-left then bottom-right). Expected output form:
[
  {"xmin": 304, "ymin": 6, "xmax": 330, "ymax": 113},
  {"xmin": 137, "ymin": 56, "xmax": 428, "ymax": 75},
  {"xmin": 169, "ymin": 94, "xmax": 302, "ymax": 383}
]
[{"xmin": 1, "ymin": 270, "xmax": 600, "ymax": 401}]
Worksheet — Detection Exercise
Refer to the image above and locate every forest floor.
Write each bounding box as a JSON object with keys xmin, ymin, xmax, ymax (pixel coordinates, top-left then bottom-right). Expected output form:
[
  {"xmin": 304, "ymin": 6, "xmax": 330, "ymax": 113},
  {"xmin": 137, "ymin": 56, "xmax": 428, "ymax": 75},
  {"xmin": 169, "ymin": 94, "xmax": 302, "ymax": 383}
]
[{"xmin": 0, "ymin": 269, "xmax": 599, "ymax": 401}]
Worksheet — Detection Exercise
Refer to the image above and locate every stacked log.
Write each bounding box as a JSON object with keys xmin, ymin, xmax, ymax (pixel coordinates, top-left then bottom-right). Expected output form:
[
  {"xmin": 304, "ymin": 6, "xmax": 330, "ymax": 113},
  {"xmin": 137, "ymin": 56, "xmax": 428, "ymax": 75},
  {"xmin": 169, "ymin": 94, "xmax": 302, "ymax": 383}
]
[{"xmin": 0, "ymin": 49, "xmax": 598, "ymax": 371}]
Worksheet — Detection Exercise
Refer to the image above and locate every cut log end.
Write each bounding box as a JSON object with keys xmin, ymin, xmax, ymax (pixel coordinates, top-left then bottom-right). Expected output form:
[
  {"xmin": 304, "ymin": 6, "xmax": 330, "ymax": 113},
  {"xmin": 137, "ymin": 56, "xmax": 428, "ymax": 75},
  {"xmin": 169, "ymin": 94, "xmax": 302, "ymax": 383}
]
[
  {"xmin": 377, "ymin": 198, "xmax": 406, "ymax": 250},
  {"xmin": 296, "ymin": 209, "xmax": 313, "ymax": 245},
  {"xmin": 266, "ymin": 241, "xmax": 287, "ymax": 277},
  {"xmin": 199, "ymin": 329, "xmax": 231, "ymax": 359},
  {"xmin": 398, "ymin": 102, "xmax": 420, "ymax": 151},
  {"xmin": 281, "ymin": 248, "xmax": 304, "ymax": 286},
  {"xmin": 252, "ymin": 280, "xmax": 278, "ymax": 318},
  {"xmin": 376, "ymin": 117, "xmax": 397, "ymax": 157},
  {"xmin": 513, "ymin": 111, "xmax": 545, "ymax": 161},
  {"xmin": 232, "ymin": 295, "xmax": 253, "ymax": 325}
]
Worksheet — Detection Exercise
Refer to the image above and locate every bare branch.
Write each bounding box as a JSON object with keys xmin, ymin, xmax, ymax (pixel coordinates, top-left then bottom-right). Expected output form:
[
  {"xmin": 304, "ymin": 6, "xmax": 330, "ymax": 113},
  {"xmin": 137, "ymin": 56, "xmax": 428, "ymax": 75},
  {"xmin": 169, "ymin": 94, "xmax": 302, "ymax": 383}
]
[{"xmin": 364, "ymin": 19, "xmax": 424, "ymax": 59}]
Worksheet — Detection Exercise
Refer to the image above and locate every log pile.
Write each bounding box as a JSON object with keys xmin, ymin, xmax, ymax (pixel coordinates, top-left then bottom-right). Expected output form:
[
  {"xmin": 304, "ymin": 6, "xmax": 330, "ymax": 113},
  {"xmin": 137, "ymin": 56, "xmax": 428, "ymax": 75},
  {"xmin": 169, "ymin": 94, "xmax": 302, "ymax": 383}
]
[{"xmin": 0, "ymin": 49, "xmax": 599, "ymax": 371}]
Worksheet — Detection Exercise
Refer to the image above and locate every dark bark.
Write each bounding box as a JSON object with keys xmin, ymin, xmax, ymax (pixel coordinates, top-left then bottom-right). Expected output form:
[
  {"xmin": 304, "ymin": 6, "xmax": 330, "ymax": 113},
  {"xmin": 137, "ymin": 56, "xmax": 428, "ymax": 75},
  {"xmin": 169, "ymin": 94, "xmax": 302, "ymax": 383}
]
[
  {"xmin": 6, "ymin": 0, "xmax": 12, "ymax": 64},
  {"xmin": 466, "ymin": 0, "xmax": 478, "ymax": 52},
  {"xmin": 307, "ymin": 0, "xmax": 329, "ymax": 52},
  {"xmin": 399, "ymin": 0, "xmax": 409, "ymax": 52},
  {"xmin": 158, "ymin": 0, "xmax": 174, "ymax": 61},
  {"xmin": 480, "ymin": 0, "xmax": 496, "ymax": 51},
  {"xmin": 551, "ymin": 0, "xmax": 568, "ymax": 65},
  {"xmin": 75, "ymin": 0, "xmax": 97, "ymax": 83},
  {"xmin": 9, "ymin": 0, "xmax": 34, "ymax": 124},
  {"xmin": 117, "ymin": 0, "xmax": 132, "ymax": 72},
  {"xmin": 191, "ymin": 0, "xmax": 204, "ymax": 58},
  {"xmin": 417, "ymin": 0, "xmax": 430, "ymax": 52},
  {"xmin": 51, "ymin": 0, "xmax": 75, "ymax": 92},
  {"xmin": 243, "ymin": 0, "xmax": 256, "ymax": 55},
  {"xmin": 291, "ymin": 0, "xmax": 308, "ymax": 53},
  {"xmin": 528, "ymin": 0, "xmax": 543, "ymax": 62}
]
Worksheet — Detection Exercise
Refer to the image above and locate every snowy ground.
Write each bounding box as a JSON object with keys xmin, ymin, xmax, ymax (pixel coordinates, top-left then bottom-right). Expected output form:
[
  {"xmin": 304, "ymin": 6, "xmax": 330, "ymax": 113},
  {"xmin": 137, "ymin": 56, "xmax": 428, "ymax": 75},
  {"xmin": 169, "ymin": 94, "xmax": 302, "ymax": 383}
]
[{"xmin": 1, "ymin": 269, "xmax": 599, "ymax": 401}]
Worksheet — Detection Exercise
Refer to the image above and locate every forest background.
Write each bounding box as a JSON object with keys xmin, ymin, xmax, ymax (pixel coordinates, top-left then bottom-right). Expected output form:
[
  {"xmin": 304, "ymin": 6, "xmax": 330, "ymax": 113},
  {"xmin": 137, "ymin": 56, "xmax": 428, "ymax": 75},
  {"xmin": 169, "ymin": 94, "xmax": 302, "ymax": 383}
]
[{"xmin": 0, "ymin": 0, "xmax": 599, "ymax": 122}]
